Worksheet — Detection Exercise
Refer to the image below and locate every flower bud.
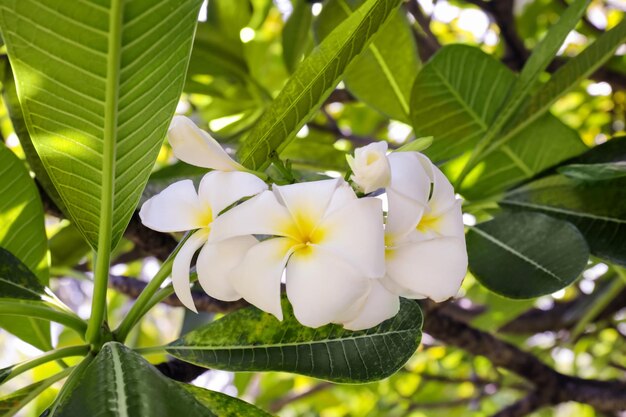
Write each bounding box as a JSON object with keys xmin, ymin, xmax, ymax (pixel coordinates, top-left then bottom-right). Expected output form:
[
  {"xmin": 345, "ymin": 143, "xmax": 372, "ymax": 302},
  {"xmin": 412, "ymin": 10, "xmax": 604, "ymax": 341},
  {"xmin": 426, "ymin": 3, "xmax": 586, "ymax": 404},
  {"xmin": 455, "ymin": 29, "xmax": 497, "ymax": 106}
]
[{"xmin": 347, "ymin": 142, "xmax": 391, "ymax": 194}]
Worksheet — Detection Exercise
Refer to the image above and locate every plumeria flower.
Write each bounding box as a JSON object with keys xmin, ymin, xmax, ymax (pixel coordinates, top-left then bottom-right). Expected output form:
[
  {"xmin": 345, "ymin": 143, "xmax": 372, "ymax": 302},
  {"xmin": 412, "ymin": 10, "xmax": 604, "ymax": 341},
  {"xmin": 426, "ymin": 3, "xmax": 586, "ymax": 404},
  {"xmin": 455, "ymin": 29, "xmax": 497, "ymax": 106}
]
[
  {"xmin": 168, "ymin": 115, "xmax": 247, "ymax": 172},
  {"xmin": 139, "ymin": 171, "xmax": 268, "ymax": 312},
  {"xmin": 346, "ymin": 142, "xmax": 391, "ymax": 193},
  {"xmin": 208, "ymin": 179, "xmax": 386, "ymax": 329},
  {"xmin": 382, "ymin": 154, "xmax": 468, "ymax": 302}
]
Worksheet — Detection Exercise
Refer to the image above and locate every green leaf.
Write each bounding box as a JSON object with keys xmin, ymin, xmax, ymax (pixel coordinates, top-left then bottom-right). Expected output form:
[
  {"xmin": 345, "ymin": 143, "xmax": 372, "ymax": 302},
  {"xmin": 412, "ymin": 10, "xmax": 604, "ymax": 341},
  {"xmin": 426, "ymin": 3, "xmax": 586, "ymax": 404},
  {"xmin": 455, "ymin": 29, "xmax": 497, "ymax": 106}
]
[
  {"xmin": 0, "ymin": 247, "xmax": 46, "ymax": 301},
  {"xmin": 0, "ymin": 144, "xmax": 50, "ymax": 350},
  {"xmin": 0, "ymin": 0, "xmax": 202, "ymax": 250},
  {"xmin": 484, "ymin": 18, "xmax": 626, "ymax": 158},
  {"xmin": 1, "ymin": 57, "xmax": 67, "ymax": 214},
  {"xmin": 53, "ymin": 342, "xmax": 218, "ymax": 417},
  {"xmin": 501, "ymin": 175, "xmax": 626, "ymax": 266},
  {"xmin": 180, "ymin": 384, "xmax": 274, "ymax": 417},
  {"xmin": 467, "ymin": 211, "xmax": 589, "ymax": 299},
  {"xmin": 0, "ymin": 144, "xmax": 48, "ymax": 282},
  {"xmin": 395, "ymin": 136, "xmax": 433, "ymax": 153},
  {"xmin": 167, "ymin": 298, "xmax": 422, "ymax": 383},
  {"xmin": 282, "ymin": 0, "xmax": 313, "ymax": 73},
  {"xmin": 237, "ymin": 0, "xmax": 403, "ymax": 170},
  {"xmin": 315, "ymin": 0, "xmax": 418, "ymax": 122},
  {"xmin": 558, "ymin": 162, "xmax": 626, "ymax": 181},
  {"xmin": 48, "ymin": 223, "xmax": 91, "ymax": 269},
  {"xmin": 410, "ymin": 45, "xmax": 586, "ymax": 199},
  {"xmin": 0, "ymin": 368, "xmax": 71, "ymax": 417}
]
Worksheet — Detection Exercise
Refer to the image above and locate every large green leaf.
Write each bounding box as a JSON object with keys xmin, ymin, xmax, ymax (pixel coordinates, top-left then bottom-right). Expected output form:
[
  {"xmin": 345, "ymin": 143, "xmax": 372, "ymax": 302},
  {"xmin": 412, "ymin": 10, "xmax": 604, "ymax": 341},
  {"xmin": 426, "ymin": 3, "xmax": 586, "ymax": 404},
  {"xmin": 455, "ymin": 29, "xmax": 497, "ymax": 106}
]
[
  {"xmin": 0, "ymin": 247, "xmax": 46, "ymax": 301},
  {"xmin": 0, "ymin": 0, "xmax": 202, "ymax": 250},
  {"xmin": 410, "ymin": 45, "xmax": 586, "ymax": 199},
  {"xmin": 1, "ymin": 57, "xmax": 67, "ymax": 214},
  {"xmin": 167, "ymin": 298, "xmax": 422, "ymax": 383},
  {"xmin": 0, "ymin": 144, "xmax": 50, "ymax": 350},
  {"xmin": 483, "ymin": 18, "xmax": 626, "ymax": 158},
  {"xmin": 315, "ymin": 0, "xmax": 419, "ymax": 122},
  {"xmin": 558, "ymin": 162, "xmax": 626, "ymax": 182},
  {"xmin": 53, "ymin": 342, "xmax": 216, "ymax": 417},
  {"xmin": 180, "ymin": 384, "xmax": 274, "ymax": 417},
  {"xmin": 282, "ymin": 0, "xmax": 313, "ymax": 73},
  {"xmin": 501, "ymin": 175, "xmax": 626, "ymax": 266},
  {"xmin": 237, "ymin": 0, "xmax": 403, "ymax": 170},
  {"xmin": 467, "ymin": 211, "xmax": 589, "ymax": 299}
]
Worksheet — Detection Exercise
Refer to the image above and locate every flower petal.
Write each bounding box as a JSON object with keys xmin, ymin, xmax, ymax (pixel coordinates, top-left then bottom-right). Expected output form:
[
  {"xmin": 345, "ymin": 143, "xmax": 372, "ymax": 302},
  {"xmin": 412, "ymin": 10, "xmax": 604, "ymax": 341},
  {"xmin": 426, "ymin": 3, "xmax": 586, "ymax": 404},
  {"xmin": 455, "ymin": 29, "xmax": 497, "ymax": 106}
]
[
  {"xmin": 273, "ymin": 179, "xmax": 340, "ymax": 233},
  {"xmin": 413, "ymin": 199, "xmax": 464, "ymax": 241},
  {"xmin": 317, "ymin": 197, "xmax": 385, "ymax": 278},
  {"xmin": 172, "ymin": 229, "xmax": 210, "ymax": 312},
  {"xmin": 208, "ymin": 190, "xmax": 295, "ymax": 243},
  {"xmin": 325, "ymin": 181, "xmax": 358, "ymax": 214},
  {"xmin": 385, "ymin": 189, "xmax": 427, "ymax": 241},
  {"xmin": 230, "ymin": 237, "xmax": 296, "ymax": 320},
  {"xmin": 196, "ymin": 236, "xmax": 258, "ymax": 301},
  {"xmin": 386, "ymin": 237, "xmax": 468, "ymax": 302},
  {"xmin": 387, "ymin": 152, "xmax": 432, "ymax": 206},
  {"xmin": 286, "ymin": 246, "xmax": 371, "ymax": 328},
  {"xmin": 429, "ymin": 164, "xmax": 457, "ymax": 214},
  {"xmin": 139, "ymin": 179, "xmax": 207, "ymax": 232},
  {"xmin": 342, "ymin": 280, "xmax": 400, "ymax": 331},
  {"xmin": 168, "ymin": 116, "xmax": 245, "ymax": 171},
  {"xmin": 198, "ymin": 171, "xmax": 268, "ymax": 217}
]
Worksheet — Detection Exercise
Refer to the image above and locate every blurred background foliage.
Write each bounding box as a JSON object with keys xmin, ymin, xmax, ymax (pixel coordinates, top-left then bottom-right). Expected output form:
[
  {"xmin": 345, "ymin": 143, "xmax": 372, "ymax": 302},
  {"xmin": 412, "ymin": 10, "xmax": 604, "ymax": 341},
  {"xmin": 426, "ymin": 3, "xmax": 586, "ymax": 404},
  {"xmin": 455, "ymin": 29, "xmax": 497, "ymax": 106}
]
[{"xmin": 1, "ymin": 0, "xmax": 625, "ymax": 416}]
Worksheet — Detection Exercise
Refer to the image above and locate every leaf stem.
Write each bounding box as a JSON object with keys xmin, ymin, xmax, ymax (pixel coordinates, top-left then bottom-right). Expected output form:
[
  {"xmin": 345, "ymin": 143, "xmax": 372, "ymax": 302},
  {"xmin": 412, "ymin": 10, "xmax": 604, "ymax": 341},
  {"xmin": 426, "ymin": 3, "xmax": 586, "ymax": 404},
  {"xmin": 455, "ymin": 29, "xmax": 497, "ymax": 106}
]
[
  {"xmin": 2, "ymin": 345, "xmax": 89, "ymax": 385},
  {"xmin": 114, "ymin": 233, "xmax": 191, "ymax": 342},
  {"xmin": 2, "ymin": 367, "xmax": 74, "ymax": 417},
  {"xmin": 0, "ymin": 301, "xmax": 87, "ymax": 336},
  {"xmin": 85, "ymin": 0, "xmax": 124, "ymax": 346}
]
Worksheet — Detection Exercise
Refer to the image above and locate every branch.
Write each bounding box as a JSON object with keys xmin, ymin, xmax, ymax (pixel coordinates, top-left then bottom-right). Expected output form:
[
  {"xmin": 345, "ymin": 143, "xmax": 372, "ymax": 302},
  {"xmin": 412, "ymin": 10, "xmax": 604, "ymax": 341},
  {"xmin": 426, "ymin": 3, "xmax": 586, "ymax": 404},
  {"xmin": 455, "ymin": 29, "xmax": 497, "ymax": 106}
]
[
  {"xmin": 405, "ymin": 0, "xmax": 441, "ymax": 62},
  {"xmin": 421, "ymin": 301, "xmax": 626, "ymax": 413}
]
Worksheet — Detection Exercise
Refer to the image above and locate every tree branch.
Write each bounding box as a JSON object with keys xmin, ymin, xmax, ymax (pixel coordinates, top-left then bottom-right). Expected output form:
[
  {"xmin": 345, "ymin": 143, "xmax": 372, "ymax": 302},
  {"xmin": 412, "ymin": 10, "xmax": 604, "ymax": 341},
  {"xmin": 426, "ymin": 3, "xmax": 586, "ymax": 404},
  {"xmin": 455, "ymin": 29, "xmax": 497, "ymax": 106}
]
[{"xmin": 490, "ymin": 392, "xmax": 545, "ymax": 417}]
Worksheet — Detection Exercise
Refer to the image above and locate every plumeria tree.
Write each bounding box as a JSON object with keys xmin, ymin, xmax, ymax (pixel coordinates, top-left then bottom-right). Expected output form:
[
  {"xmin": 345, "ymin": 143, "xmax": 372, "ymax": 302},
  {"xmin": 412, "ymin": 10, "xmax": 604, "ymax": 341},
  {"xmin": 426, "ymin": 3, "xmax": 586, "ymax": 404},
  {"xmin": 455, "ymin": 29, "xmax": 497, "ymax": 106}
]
[{"xmin": 0, "ymin": 0, "xmax": 625, "ymax": 416}]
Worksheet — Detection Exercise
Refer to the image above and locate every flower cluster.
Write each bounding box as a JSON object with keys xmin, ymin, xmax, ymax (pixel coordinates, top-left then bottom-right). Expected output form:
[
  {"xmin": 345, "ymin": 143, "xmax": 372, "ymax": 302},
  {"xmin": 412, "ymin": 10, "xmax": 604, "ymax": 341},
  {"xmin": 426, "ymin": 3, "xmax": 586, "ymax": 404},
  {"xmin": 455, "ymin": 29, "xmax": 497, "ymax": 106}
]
[{"xmin": 140, "ymin": 116, "xmax": 468, "ymax": 330}]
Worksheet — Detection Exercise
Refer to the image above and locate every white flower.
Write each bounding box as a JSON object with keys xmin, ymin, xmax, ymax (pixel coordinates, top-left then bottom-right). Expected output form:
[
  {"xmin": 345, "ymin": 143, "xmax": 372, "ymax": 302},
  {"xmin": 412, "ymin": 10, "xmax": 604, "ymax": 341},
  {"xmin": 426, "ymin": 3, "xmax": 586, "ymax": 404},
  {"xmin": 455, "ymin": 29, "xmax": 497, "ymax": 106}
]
[
  {"xmin": 208, "ymin": 179, "xmax": 386, "ymax": 329},
  {"xmin": 382, "ymin": 154, "xmax": 468, "ymax": 302},
  {"xmin": 168, "ymin": 116, "xmax": 246, "ymax": 172},
  {"xmin": 346, "ymin": 142, "xmax": 391, "ymax": 194},
  {"xmin": 139, "ymin": 171, "xmax": 267, "ymax": 312}
]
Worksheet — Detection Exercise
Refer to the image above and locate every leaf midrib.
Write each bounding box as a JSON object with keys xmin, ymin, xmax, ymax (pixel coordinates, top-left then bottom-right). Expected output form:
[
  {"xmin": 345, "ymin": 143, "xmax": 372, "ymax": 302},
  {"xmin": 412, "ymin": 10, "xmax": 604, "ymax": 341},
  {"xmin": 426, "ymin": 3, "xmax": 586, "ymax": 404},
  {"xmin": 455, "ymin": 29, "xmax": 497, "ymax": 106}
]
[
  {"xmin": 470, "ymin": 226, "xmax": 564, "ymax": 283},
  {"xmin": 170, "ymin": 327, "xmax": 420, "ymax": 351}
]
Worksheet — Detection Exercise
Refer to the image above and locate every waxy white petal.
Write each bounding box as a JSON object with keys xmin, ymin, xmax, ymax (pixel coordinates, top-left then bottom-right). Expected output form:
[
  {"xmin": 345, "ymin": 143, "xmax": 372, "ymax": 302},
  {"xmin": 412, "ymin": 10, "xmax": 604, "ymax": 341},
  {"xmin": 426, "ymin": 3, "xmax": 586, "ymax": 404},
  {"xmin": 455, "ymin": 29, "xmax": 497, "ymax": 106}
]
[
  {"xmin": 230, "ymin": 238, "xmax": 296, "ymax": 320},
  {"xmin": 343, "ymin": 280, "xmax": 400, "ymax": 331},
  {"xmin": 197, "ymin": 171, "xmax": 268, "ymax": 216},
  {"xmin": 318, "ymin": 197, "xmax": 385, "ymax": 278},
  {"xmin": 171, "ymin": 229, "xmax": 210, "ymax": 312},
  {"xmin": 429, "ymin": 164, "xmax": 457, "ymax": 214},
  {"xmin": 273, "ymin": 179, "xmax": 340, "ymax": 233},
  {"xmin": 168, "ymin": 116, "xmax": 245, "ymax": 171},
  {"xmin": 139, "ymin": 180, "xmax": 208, "ymax": 232},
  {"xmin": 387, "ymin": 152, "xmax": 432, "ymax": 206},
  {"xmin": 386, "ymin": 237, "xmax": 468, "ymax": 302},
  {"xmin": 286, "ymin": 247, "xmax": 371, "ymax": 328},
  {"xmin": 413, "ymin": 199, "xmax": 464, "ymax": 241},
  {"xmin": 196, "ymin": 236, "xmax": 258, "ymax": 301},
  {"xmin": 385, "ymin": 189, "xmax": 427, "ymax": 240},
  {"xmin": 209, "ymin": 191, "xmax": 294, "ymax": 243}
]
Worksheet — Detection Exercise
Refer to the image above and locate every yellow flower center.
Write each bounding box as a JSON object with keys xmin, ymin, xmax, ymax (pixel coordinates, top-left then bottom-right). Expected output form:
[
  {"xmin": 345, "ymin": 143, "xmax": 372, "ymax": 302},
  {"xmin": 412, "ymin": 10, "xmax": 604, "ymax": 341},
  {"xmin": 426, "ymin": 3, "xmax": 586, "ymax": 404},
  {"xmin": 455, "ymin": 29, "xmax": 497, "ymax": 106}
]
[
  {"xmin": 416, "ymin": 212, "xmax": 441, "ymax": 234},
  {"xmin": 196, "ymin": 205, "xmax": 213, "ymax": 228}
]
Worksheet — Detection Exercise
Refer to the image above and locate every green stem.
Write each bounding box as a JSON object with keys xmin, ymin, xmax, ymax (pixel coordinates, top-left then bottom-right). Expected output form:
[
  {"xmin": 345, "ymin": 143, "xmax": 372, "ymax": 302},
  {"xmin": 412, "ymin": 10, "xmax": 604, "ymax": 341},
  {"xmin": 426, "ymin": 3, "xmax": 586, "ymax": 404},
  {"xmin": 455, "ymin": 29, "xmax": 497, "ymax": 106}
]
[
  {"xmin": 569, "ymin": 271, "xmax": 626, "ymax": 341},
  {"xmin": 114, "ymin": 234, "xmax": 191, "ymax": 342},
  {"xmin": 2, "ymin": 345, "xmax": 89, "ymax": 384},
  {"xmin": 136, "ymin": 272, "xmax": 199, "ymax": 321},
  {"xmin": 3, "ymin": 367, "xmax": 73, "ymax": 417},
  {"xmin": 85, "ymin": 0, "xmax": 124, "ymax": 345},
  {"xmin": 0, "ymin": 301, "xmax": 87, "ymax": 336}
]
